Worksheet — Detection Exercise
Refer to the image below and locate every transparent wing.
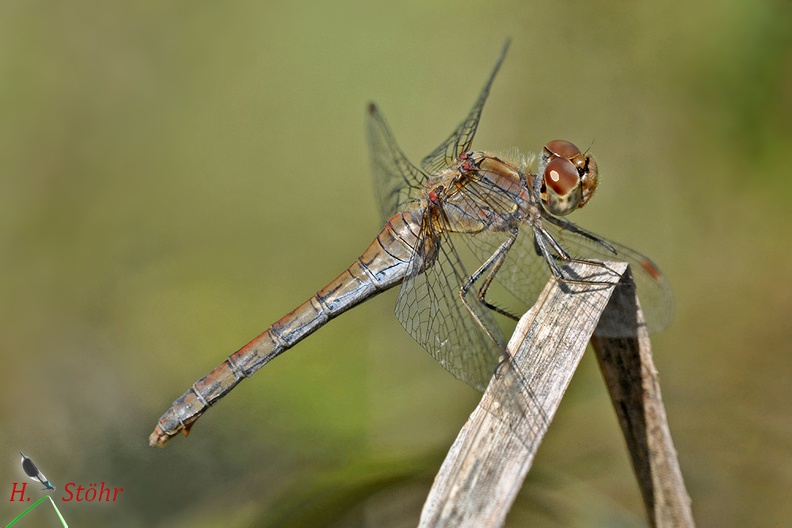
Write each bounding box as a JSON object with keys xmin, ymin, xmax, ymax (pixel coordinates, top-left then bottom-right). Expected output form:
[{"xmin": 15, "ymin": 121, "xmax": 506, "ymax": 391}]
[
  {"xmin": 462, "ymin": 225, "xmax": 550, "ymax": 316},
  {"xmin": 542, "ymin": 216, "xmax": 674, "ymax": 335},
  {"xmin": 367, "ymin": 103, "xmax": 429, "ymax": 224},
  {"xmin": 420, "ymin": 40, "xmax": 510, "ymax": 176},
  {"xmin": 367, "ymin": 40, "xmax": 510, "ymax": 222},
  {"xmin": 460, "ymin": 209, "xmax": 674, "ymax": 336},
  {"xmin": 395, "ymin": 205, "xmax": 506, "ymax": 391}
]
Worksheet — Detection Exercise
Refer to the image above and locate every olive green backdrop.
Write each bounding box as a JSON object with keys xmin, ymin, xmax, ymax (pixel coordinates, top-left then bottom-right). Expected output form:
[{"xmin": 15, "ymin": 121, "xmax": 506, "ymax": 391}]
[{"xmin": 1, "ymin": 1, "xmax": 790, "ymax": 526}]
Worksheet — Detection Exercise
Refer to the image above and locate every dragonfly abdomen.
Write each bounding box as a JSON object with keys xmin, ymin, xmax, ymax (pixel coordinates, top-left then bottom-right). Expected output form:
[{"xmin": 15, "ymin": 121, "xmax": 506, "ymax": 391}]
[{"xmin": 149, "ymin": 210, "xmax": 422, "ymax": 446}]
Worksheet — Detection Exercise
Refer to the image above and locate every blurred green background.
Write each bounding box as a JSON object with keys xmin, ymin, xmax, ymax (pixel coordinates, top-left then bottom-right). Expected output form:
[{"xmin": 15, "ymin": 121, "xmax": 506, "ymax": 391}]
[{"xmin": 1, "ymin": 1, "xmax": 790, "ymax": 526}]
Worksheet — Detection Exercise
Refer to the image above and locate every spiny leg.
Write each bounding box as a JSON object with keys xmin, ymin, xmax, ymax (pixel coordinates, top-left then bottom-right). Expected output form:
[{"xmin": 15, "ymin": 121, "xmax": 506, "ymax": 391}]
[
  {"xmin": 540, "ymin": 215, "xmax": 627, "ymax": 283},
  {"xmin": 457, "ymin": 226, "xmax": 553, "ymax": 431},
  {"xmin": 469, "ymin": 230, "xmax": 553, "ymax": 432},
  {"xmin": 458, "ymin": 226, "xmax": 520, "ymax": 360},
  {"xmin": 543, "ymin": 214, "xmax": 617, "ymax": 254},
  {"xmin": 474, "ymin": 227, "xmax": 522, "ymax": 322},
  {"xmin": 534, "ymin": 225, "xmax": 619, "ymax": 288}
]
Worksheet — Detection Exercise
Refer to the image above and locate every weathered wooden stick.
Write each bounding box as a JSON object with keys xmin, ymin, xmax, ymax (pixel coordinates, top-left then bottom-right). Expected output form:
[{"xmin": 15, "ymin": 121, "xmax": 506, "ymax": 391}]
[
  {"xmin": 418, "ymin": 261, "xmax": 693, "ymax": 527},
  {"xmin": 592, "ymin": 268, "xmax": 694, "ymax": 527},
  {"xmin": 419, "ymin": 261, "xmax": 626, "ymax": 527}
]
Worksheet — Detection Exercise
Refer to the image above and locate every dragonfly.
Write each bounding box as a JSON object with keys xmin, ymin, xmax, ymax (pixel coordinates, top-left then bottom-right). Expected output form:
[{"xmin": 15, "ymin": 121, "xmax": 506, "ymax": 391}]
[
  {"xmin": 19, "ymin": 451, "xmax": 55, "ymax": 491},
  {"xmin": 150, "ymin": 42, "xmax": 672, "ymax": 447}
]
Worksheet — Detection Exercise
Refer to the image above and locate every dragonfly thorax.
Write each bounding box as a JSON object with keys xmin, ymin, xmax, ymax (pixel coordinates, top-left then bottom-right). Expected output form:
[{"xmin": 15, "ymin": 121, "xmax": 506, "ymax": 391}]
[{"xmin": 538, "ymin": 139, "xmax": 599, "ymax": 216}]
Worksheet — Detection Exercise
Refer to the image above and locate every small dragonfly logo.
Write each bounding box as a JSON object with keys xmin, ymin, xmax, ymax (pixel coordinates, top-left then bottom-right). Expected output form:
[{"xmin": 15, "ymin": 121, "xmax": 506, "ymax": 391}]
[
  {"xmin": 19, "ymin": 451, "xmax": 55, "ymax": 491},
  {"xmin": 6, "ymin": 451, "xmax": 68, "ymax": 527}
]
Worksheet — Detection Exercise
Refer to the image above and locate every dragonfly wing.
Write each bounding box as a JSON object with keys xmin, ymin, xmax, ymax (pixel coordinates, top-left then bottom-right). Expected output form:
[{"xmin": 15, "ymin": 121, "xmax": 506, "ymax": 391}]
[
  {"xmin": 462, "ymin": 213, "xmax": 674, "ymax": 336},
  {"xmin": 367, "ymin": 103, "xmax": 429, "ymax": 224},
  {"xmin": 462, "ymin": 225, "xmax": 552, "ymax": 317},
  {"xmin": 395, "ymin": 208, "xmax": 505, "ymax": 391},
  {"xmin": 437, "ymin": 161, "xmax": 557, "ymax": 319},
  {"xmin": 420, "ymin": 40, "xmax": 510, "ymax": 176},
  {"xmin": 20, "ymin": 453, "xmax": 52, "ymax": 488},
  {"xmin": 541, "ymin": 216, "xmax": 674, "ymax": 335},
  {"xmin": 20, "ymin": 455, "xmax": 38, "ymax": 479}
]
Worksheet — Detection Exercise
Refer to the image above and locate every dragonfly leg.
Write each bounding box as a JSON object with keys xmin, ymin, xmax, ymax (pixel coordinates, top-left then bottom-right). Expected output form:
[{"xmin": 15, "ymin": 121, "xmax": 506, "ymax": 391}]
[
  {"xmin": 475, "ymin": 228, "xmax": 522, "ymax": 322},
  {"xmin": 534, "ymin": 225, "xmax": 618, "ymax": 287},
  {"xmin": 543, "ymin": 214, "xmax": 617, "ymax": 254},
  {"xmin": 533, "ymin": 227, "xmax": 569, "ymax": 279},
  {"xmin": 458, "ymin": 226, "xmax": 520, "ymax": 357},
  {"xmin": 458, "ymin": 227, "xmax": 554, "ymax": 432}
]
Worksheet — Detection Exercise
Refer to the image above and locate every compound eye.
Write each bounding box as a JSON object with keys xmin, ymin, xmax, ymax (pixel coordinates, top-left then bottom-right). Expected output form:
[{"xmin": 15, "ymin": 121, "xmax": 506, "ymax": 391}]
[
  {"xmin": 543, "ymin": 139, "xmax": 582, "ymax": 161},
  {"xmin": 541, "ymin": 157, "xmax": 582, "ymax": 216}
]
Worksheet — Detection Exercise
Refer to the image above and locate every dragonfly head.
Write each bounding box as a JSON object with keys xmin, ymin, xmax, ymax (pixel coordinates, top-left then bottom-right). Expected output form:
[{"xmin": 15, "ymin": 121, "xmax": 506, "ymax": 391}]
[{"xmin": 538, "ymin": 139, "xmax": 599, "ymax": 216}]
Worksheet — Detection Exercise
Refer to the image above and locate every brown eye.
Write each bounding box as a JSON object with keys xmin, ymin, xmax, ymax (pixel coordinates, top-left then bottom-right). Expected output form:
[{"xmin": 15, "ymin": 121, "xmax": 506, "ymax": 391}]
[
  {"xmin": 541, "ymin": 157, "xmax": 582, "ymax": 216},
  {"xmin": 543, "ymin": 157, "xmax": 578, "ymax": 196},
  {"xmin": 539, "ymin": 138, "xmax": 599, "ymax": 212},
  {"xmin": 543, "ymin": 139, "xmax": 581, "ymax": 160}
]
